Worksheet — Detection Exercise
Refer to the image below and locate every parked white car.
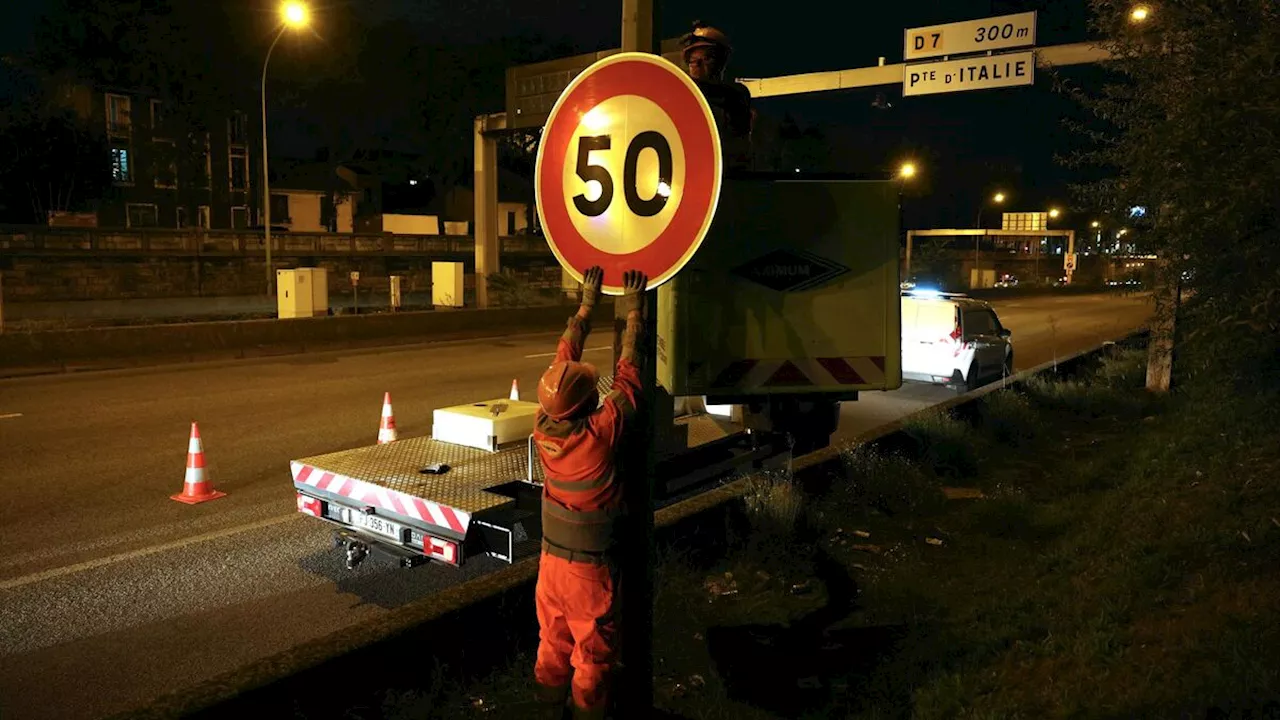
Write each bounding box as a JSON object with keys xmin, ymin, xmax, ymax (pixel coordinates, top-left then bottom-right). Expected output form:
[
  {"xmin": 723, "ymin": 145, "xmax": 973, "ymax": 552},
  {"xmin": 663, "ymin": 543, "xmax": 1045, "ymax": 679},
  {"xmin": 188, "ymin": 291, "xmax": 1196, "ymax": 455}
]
[{"xmin": 901, "ymin": 290, "xmax": 1013, "ymax": 391}]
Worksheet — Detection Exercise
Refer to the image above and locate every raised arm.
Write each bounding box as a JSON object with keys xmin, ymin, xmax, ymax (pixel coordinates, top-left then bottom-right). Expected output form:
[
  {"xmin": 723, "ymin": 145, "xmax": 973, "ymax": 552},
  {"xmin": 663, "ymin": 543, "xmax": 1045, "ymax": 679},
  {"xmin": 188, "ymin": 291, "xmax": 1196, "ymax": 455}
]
[
  {"xmin": 553, "ymin": 266, "xmax": 603, "ymax": 364},
  {"xmin": 592, "ymin": 270, "xmax": 648, "ymax": 443}
]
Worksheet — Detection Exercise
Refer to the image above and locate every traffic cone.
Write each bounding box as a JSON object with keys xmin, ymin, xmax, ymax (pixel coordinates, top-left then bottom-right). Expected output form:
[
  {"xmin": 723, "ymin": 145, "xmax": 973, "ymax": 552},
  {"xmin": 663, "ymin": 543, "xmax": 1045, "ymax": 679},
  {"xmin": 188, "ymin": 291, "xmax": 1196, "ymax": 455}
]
[
  {"xmin": 378, "ymin": 392, "xmax": 398, "ymax": 444},
  {"xmin": 509, "ymin": 379, "xmax": 520, "ymax": 401},
  {"xmin": 171, "ymin": 422, "xmax": 226, "ymax": 504}
]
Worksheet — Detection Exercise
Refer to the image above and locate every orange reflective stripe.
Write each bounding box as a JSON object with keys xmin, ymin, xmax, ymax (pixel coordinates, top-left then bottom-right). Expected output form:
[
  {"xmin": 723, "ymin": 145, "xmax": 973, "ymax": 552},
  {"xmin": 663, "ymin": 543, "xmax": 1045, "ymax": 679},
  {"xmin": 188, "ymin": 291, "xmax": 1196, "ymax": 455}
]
[
  {"xmin": 604, "ymin": 390, "xmax": 634, "ymax": 417},
  {"xmin": 542, "ymin": 502, "xmax": 620, "ymax": 524},
  {"xmin": 546, "ymin": 475, "xmax": 612, "ymax": 492}
]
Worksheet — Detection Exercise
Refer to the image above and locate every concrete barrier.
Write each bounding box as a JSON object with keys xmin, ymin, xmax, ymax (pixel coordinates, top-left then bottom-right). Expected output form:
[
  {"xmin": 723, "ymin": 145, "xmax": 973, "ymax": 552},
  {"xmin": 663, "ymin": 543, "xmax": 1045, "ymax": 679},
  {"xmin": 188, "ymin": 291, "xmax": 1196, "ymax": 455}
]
[
  {"xmin": 0, "ymin": 302, "xmax": 612, "ymax": 376},
  {"xmin": 965, "ymin": 284, "xmax": 1128, "ymax": 300},
  {"xmin": 112, "ymin": 329, "xmax": 1149, "ymax": 720}
]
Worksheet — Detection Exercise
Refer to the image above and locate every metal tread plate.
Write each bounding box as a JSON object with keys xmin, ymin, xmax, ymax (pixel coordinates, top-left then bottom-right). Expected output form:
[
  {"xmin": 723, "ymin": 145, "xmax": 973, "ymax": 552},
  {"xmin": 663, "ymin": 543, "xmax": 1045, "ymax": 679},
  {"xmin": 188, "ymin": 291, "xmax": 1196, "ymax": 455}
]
[
  {"xmin": 294, "ymin": 436, "xmax": 534, "ymax": 515},
  {"xmin": 678, "ymin": 413, "xmax": 743, "ymax": 448}
]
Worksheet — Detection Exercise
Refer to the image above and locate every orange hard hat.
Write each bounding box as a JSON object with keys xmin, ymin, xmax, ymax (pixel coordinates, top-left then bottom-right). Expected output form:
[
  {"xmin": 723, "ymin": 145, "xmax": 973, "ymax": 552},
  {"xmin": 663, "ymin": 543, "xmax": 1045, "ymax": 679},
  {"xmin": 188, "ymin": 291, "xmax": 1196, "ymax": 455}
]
[
  {"xmin": 681, "ymin": 21, "xmax": 732, "ymax": 64},
  {"xmin": 538, "ymin": 360, "xmax": 600, "ymax": 420}
]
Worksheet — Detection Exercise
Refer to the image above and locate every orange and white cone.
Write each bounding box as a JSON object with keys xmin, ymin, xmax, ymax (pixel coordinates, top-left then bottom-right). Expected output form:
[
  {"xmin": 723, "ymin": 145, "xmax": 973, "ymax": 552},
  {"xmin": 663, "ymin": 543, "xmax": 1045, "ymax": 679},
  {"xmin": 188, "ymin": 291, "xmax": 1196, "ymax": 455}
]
[
  {"xmin": 509, "ymin": 379, "xmax": 520, "ymax": 401},
  {"xmin": 171, "ymin": 422, "xmax": 226, "ymax": 504},
  {"xmin": 378, "ymin": 392, "xmax": 398, "ymax": 444}
]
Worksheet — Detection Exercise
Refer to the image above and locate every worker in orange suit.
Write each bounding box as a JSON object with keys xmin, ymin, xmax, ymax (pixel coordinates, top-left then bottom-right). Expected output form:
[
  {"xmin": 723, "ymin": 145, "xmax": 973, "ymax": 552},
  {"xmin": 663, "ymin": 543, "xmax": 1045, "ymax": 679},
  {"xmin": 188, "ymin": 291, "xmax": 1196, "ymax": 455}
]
[{"xmin": 531, "ymin": 265, "xmax": 649, "ymax": 720}]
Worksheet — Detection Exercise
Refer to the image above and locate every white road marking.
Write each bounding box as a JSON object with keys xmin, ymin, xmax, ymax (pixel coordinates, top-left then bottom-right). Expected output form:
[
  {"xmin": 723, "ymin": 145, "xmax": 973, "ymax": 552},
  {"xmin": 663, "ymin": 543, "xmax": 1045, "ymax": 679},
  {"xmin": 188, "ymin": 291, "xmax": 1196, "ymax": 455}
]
[
  {"xmin": 0, "ymin": 513, "xmax": 302, "ymax": 591},
  {"xmin": 0, "ymin": 413, "xmax": 22, "ymax": 420},
  {"xmin": 523, "ymin": 345, "xmax": 612, "ymax": 359}
]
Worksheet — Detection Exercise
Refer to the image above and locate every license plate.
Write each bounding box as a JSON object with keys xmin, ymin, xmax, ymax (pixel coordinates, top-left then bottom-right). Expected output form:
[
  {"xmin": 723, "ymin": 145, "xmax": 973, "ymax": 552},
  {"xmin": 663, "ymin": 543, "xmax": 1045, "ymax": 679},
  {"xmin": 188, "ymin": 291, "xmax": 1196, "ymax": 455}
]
[{"xmin": 344, "ymin": 508, "xmax": 403, "ymax": 541}]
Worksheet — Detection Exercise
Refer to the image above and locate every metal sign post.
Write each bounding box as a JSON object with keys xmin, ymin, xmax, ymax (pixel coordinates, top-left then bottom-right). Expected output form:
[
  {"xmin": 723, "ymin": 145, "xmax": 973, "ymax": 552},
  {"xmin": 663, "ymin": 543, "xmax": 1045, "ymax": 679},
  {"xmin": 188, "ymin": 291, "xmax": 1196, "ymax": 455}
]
[{"xmin": 619, "ymin": 7, "xmax": 660, "ymax": 713}]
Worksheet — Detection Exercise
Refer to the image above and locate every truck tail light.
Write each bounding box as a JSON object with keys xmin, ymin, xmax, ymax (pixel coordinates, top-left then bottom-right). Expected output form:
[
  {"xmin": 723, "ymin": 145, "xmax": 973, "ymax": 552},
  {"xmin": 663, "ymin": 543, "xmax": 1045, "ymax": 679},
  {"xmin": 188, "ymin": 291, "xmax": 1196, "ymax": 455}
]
[
  {"xmin": 425, "ymin": 536, "xmax": 459, "ymax": 565},
  {"xmin": 297, "ymin": 493, "xmax": 323, "ymax": 518}
]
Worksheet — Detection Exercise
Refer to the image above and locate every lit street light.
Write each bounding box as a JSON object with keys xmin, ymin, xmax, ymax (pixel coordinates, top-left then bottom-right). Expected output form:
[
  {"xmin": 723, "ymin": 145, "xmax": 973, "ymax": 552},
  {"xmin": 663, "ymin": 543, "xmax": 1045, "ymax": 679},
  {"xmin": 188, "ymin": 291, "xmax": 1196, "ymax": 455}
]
[
  {"xmin": 284, "ymin": 1, "xmax": 307, "ymax": 25},
  {"xmin": 1130, "ymin": 5, "xmax": 1151, "ymax": 22},
  {"xmin": 1049, "ymin": 208, "xmax": 1061, "ymax": 219},
  {"xmin": 899, "ymin": 162, "xmax": 917, "ymax": 179},
  {"xmin": 976, "ymin": 191, "xmax": 1006, "ymax": 229},
  {"xmin": 974, "ymin": 191, "xmax": 1007, "ymax": 287},
  {"xmin": 1091, "ymin": 220, "xmax": 1101, "ymax": 228},
  {"xmin": 261, "ymin": 1, "xmax": 310, "ymax": 296}
]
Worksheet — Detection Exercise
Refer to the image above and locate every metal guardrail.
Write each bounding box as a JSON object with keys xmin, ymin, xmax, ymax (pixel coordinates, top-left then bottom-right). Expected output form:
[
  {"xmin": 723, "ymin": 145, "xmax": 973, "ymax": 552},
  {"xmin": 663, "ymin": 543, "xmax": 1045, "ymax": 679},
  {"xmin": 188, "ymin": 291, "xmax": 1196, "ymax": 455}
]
[
  {"xmin": 113, "ymin": 328, "xmax": 1150, "ymax": 720},
  {"xmin": 0, "ymin": 228, "xmax": 554, "ymax": 257}
]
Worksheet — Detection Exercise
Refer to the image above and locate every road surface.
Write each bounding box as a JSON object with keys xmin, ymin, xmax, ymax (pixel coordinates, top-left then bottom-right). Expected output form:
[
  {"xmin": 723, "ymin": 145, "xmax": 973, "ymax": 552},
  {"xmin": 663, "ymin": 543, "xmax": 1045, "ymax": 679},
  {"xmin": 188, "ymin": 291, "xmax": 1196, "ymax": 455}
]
[{"xmin": 0, "ymin": 293, "xmax": 1151, "ymax": 720}]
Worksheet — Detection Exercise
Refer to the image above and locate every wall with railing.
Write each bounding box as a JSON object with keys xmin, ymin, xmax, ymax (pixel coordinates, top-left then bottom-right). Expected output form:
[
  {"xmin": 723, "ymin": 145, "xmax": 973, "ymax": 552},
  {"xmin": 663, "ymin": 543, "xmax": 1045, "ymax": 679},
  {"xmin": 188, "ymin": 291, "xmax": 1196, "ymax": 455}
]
[{"xmin": 0, "ymin": 227, "xmax": 559, "ymax": 303}]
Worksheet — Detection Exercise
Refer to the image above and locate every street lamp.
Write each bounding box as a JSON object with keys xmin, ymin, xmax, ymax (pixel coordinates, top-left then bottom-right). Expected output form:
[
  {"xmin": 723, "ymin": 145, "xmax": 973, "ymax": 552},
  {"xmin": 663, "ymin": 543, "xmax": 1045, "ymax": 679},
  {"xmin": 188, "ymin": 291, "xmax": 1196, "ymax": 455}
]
[
  {"xmin": 1130, "ymin": 5, "xmax": 1151, "ymax": 22},
  {"xmin": 261, "ymin": 1, "xmax": 310, "ymax": 296},
  {"xmin": 899, "ymin": 162, "xmax": 917, "ymax": 180},
  {"xmin": 1049, "ymin": 207, "xmax": 1061, "ymax": 219},
  {"xmin": 973, "ymin": 191, "xmax": 1006, "ymax": 288},
  {"xmin": 975, "ymin": 191, "xmax": 1006, "ymax": 228}
]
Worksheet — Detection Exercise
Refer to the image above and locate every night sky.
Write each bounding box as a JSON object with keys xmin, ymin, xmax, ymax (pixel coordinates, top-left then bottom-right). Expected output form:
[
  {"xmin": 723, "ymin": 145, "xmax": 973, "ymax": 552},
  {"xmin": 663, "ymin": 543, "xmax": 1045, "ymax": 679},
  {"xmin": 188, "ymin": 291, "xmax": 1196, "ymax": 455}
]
[{"xmin": 2, "ymin": 0, "xmax": 1111, "ymax": 229}]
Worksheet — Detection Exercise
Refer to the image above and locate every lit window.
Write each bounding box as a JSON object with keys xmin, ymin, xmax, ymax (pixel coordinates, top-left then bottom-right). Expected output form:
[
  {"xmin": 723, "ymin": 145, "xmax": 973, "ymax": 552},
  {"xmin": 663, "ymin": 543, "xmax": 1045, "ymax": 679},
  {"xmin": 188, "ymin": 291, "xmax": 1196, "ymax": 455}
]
[{"xmin": 111, "ymin": 145, "xmax": 132, "ymax": 183}]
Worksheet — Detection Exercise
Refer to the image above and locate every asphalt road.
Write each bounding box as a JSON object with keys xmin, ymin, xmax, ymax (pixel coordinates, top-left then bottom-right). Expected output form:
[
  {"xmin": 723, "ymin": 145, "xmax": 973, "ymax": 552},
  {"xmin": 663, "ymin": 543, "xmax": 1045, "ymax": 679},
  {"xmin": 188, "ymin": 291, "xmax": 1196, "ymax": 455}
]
[{"xmin": 0, "ymin": 293, "xmax": 1152, "ymax": 720}]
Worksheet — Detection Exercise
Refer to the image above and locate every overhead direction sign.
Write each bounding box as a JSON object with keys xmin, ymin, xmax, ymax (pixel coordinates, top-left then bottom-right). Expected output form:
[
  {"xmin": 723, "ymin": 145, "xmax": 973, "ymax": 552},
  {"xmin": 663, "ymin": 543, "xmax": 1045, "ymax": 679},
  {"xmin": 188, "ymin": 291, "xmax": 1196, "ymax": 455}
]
[
  {"xmin": 903, "ymin": 50, "xmax": 1035, "ymax": 97},
  {"xmin": 1003, "ymin": 212, "xmax": 1049, "ymax": 232},
  {"xmin": 904, "ymin": 11, "xmax": 1037, "ymax": 61},
  {"xmin": 534, "ymin": 53, "xmax": 723, "ymax": 295}
]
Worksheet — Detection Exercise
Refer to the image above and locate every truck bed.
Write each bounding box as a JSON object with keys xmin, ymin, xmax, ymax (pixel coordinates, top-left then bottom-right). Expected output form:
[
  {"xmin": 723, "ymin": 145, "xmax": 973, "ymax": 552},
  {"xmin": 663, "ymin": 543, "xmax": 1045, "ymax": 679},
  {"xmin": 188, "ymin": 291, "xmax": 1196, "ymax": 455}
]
[{"xmin": 293, "ymin": 384, "xmax": 749, "ymax": 542}]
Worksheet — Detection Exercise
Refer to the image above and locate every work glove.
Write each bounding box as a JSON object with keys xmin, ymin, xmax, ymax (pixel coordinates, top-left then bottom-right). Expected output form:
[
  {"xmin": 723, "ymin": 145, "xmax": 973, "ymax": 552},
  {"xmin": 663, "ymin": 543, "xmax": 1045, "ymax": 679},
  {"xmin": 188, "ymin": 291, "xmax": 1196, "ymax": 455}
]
[
  {"xmin": 616, "ymin": 269, "xmax": 648, "ymax": 317},
  {"xmin": 579, "ymin": 266, "xmax": 603, "ymax": 311}
]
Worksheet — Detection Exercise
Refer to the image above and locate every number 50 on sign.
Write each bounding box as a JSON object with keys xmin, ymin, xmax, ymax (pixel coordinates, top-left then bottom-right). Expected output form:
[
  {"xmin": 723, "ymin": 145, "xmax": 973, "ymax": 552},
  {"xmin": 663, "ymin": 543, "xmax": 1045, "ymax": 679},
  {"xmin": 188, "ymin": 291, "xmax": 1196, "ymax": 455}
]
[{"xmin": 535, "ymin": 53, "xmax": 723, "ymax": 295}]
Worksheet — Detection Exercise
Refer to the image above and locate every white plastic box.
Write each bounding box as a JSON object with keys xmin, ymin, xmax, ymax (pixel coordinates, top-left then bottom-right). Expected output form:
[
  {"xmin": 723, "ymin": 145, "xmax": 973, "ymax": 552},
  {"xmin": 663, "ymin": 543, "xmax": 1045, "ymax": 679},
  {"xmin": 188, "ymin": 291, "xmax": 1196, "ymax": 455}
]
[{"xmin": 432, "ymin": 399, "xmax": 539, "ymax": 452}]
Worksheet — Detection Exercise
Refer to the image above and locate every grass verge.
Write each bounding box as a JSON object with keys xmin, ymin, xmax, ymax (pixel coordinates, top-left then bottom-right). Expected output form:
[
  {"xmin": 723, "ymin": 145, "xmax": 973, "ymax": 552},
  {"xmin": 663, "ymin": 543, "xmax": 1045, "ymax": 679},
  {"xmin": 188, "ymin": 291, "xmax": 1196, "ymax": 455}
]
[{"xmin": 386, "ymin": 347, "xmax": 1280, "ymax": 719}]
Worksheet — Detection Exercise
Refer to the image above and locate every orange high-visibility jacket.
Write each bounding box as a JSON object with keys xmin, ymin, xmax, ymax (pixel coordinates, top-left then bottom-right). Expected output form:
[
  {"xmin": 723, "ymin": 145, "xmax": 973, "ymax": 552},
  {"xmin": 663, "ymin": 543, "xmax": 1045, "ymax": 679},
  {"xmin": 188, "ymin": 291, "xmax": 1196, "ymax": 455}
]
[{"xmin": 534, "ymin": 312, "xmax": 642, "ymax": 561}]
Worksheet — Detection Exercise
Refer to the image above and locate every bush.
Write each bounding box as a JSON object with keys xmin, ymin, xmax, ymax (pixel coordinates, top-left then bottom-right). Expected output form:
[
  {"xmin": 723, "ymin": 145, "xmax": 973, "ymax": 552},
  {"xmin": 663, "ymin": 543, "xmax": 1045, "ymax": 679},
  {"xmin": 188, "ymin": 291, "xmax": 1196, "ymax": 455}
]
[
  {"xmin": 976, "ymin": 391, "xmax": 1043, "ymax": 447},
  {"xmin": 741, "ymin": 471, "xmax": 806, "ymax": 540},
  {"xmin": 1015, "ymin": 344, "xmax": 1147, "ymax": 421},
  {"xmin": 840, "ymin": 447, "xmax": 947, "ymax": 517},
  {"xmin": 485, "ymin": 269, "xmax": 561, "ymax": 308},
  {"xmin": 900, "ymin": 412, "xmax": 980, "ymax": 479}
]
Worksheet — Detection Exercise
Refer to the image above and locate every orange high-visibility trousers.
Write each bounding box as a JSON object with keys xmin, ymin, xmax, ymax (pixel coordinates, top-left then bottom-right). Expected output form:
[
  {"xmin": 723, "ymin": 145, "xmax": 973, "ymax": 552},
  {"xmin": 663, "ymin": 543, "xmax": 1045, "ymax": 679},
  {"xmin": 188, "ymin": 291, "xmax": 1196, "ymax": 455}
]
[{"xmin": 534, "ymin": 551, "xmax": 621, "ymax": 712}]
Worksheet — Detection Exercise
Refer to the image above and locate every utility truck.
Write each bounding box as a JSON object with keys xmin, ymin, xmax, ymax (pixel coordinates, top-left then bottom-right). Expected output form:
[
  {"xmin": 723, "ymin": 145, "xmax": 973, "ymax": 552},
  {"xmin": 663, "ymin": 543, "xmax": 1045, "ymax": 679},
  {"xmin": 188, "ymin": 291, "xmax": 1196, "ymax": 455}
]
[{"xmin": 292, "ymin": 173, "xmax": 902, "ymax": 569}]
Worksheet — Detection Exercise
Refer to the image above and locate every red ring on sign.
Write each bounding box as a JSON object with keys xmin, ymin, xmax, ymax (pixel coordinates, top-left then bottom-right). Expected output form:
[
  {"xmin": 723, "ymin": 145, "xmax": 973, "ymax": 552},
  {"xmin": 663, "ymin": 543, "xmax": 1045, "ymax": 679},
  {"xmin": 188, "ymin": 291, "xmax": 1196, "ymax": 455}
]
[{"xmin": 538, "ymin": 57, "xmax": 718, "ymax": 290}]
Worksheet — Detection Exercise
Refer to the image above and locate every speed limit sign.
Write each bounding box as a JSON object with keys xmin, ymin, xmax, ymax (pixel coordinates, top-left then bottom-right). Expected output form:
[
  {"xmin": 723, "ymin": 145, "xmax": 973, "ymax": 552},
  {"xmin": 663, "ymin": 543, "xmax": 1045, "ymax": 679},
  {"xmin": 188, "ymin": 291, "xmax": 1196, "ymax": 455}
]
[{"xmin": 535, "ymin": 52, "xmax": 723, "ymax": 295}]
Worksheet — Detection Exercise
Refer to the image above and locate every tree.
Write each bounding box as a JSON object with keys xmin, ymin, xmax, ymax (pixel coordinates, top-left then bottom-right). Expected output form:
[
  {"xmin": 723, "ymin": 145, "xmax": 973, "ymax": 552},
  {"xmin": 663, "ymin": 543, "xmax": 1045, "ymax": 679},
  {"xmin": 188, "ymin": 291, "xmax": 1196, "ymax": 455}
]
[
  {"xmin": 0, "ymin": 70, "xmax": 112, "ymax": 223},
  {"xmin": 1065, "ymin": 0, "xmax": 1280, "ymax": 375}
]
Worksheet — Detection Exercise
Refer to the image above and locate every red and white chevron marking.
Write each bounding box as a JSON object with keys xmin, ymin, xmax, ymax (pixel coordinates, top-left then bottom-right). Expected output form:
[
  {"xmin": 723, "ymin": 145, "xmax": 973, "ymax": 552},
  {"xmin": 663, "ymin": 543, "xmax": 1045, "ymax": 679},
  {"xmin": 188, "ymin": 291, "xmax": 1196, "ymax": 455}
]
[
  {"xmin": 695, "ymin": 356, "xmax": 888, "ymax": 390},
  {"xmin": 291, "ymin": 461, "xmax": 470, "ymax": 534}
]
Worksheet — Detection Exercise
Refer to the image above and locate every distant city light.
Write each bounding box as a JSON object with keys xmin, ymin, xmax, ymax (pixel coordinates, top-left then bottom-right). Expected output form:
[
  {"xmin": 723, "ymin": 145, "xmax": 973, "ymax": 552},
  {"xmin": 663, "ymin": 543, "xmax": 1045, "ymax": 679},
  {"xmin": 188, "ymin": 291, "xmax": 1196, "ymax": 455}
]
[
  {"xmin": 409, "ymin": 179, "xmax": 418, "ymax": 186},
  {"xmin": 282, "ymin": 1, "xmax": 309, "ymax": 27}
]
